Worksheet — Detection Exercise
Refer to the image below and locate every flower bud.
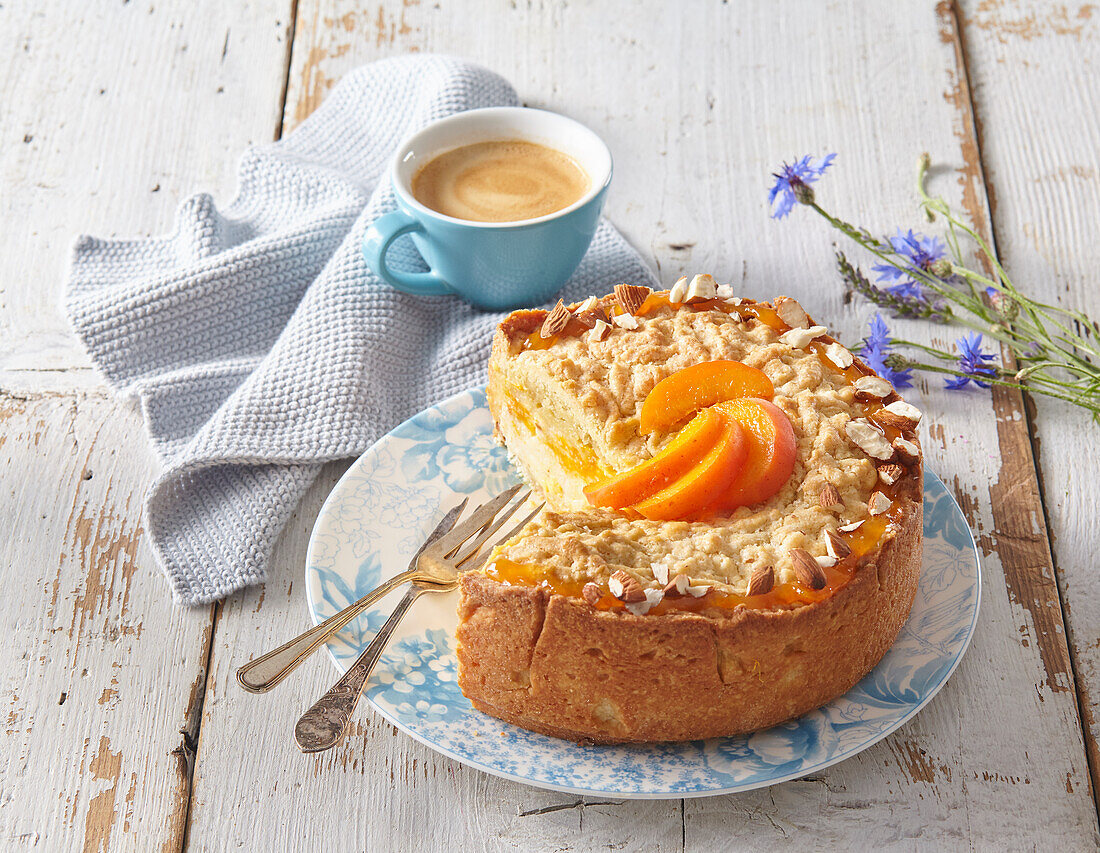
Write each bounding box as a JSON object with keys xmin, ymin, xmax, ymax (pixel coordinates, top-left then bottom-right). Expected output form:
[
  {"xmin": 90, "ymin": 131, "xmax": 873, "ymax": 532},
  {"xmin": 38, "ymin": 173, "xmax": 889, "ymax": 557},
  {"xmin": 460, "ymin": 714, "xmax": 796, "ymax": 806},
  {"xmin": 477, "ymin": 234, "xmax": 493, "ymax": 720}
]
[
  {"xmin": 792, "ymin": 182, "xmax": 815, "ymax": 206},
  {"xmin": 929, "ymin": 259, "xmax": 953, "ymax": 278}
]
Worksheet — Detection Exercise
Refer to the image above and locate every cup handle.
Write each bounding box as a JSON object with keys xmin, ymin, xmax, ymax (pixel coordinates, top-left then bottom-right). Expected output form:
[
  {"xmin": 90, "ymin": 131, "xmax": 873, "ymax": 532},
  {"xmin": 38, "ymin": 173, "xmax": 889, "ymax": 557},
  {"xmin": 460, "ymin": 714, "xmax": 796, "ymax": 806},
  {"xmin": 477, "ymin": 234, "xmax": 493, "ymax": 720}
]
[{"xmin": 362, "ymin": 210, "xmax": 453, "ymax": 297}]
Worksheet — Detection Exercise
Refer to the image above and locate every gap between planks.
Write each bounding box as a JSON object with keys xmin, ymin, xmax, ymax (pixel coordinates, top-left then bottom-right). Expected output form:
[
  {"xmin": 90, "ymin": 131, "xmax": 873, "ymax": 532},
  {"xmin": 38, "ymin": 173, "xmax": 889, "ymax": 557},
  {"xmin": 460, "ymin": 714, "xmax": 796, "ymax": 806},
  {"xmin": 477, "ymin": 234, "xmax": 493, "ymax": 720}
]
[
  {"xmin": 945, "ymin": 0, "xmax": 1100, "ymax": 816},
  {"xmin": 173, "ymin": 9, "xmax": 302, "ymax": 852}
]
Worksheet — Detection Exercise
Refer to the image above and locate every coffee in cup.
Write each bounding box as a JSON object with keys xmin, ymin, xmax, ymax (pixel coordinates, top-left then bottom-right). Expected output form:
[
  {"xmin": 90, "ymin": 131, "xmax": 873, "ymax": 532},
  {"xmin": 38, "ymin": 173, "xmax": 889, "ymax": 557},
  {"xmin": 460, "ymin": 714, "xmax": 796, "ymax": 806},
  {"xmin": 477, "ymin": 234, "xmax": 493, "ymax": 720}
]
[
  {"xmin": 410, "ymin": 140, "xmax": 590, "ymax": 223},
  {"xmin": 363, "ymin": 106, "xmax": 612, "ymax": 310}
]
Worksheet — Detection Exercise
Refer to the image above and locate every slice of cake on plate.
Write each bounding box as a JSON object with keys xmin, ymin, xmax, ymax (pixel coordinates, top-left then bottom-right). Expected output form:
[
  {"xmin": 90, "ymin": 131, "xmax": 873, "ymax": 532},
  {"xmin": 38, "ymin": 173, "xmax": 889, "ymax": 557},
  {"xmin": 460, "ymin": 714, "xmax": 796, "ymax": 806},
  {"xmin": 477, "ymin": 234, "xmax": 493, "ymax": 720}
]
[{"xmin": 458, "ymin": 276, "xmax": 923, "ymax": 743}]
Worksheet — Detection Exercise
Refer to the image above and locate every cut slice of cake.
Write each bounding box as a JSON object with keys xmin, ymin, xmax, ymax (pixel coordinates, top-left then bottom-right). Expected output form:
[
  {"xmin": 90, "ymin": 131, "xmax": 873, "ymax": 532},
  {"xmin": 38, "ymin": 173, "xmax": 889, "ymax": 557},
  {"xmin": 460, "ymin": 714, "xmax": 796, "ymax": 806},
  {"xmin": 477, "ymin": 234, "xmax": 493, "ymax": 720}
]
[{"xmin": 460, "ymin": 277, "xmax": 923, "ymax": 744}]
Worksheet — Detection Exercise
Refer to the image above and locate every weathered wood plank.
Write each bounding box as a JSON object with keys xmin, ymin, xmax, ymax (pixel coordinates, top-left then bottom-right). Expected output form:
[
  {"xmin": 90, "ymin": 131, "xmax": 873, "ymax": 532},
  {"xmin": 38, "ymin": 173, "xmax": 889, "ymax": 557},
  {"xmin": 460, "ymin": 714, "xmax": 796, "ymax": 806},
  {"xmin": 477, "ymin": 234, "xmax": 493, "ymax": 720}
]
[
  {"xmin": 957, "ymin": 0, "xmax": 1100, "ymax": 807},
  {"xmin": 0, "ymin": 393, "xmax": 212, "ymax": 852},
  {"xmin": 185, "ymin": 1, "xmax": 1100, "ymax": 850},
  {"xmin": 0, "ymin": 0, "xmax": 294, "ymax": 385},
  {"xmin": 0, "ymin": 1, "xmax": 294, "ymax": 849}
]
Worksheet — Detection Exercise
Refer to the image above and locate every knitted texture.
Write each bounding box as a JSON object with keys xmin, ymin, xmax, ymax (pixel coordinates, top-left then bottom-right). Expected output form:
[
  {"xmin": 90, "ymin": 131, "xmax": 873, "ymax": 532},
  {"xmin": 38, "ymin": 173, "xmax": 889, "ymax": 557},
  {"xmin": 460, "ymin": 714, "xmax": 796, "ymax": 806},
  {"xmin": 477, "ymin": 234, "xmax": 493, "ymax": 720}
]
[{"xmin": 64, "ymin": 55, "xmax": 656, "ymax": 605}]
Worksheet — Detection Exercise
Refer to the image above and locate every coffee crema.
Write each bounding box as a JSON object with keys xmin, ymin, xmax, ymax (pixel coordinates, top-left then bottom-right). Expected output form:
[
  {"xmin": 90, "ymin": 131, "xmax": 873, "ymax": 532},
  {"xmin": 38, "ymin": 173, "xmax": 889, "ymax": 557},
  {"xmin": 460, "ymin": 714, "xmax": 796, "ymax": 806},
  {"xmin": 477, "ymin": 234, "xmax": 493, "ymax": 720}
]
[{"xmin": 411, "ymin": 140, "xmax": 590, "ymax": 223}]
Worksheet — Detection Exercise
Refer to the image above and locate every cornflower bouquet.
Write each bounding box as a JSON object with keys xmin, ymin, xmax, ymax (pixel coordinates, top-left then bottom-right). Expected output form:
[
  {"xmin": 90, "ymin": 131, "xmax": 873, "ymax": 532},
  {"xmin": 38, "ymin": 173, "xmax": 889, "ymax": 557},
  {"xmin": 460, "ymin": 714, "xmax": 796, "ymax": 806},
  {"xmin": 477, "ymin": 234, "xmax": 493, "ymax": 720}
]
[{"xmin": 768, "ymin": 153, "xmax": 1100, "ymax": 419}]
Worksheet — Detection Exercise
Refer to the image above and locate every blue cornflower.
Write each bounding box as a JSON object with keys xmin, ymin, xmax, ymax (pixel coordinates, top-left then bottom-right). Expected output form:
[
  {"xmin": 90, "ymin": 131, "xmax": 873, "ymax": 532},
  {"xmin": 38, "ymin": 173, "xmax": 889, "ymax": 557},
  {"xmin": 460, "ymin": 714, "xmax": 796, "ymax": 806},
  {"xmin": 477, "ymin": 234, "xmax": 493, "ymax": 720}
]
[
  {"xmin": 945, "ymin": 332, "xmax": 998, "ymax": 389},
  {"xmin": 872, "ymin": 229, "xmax": 947, "ymax": 300},
  {"xmin": 768, "ymin": 154, "xmax": 836, "ymax": 219},
  {"xmin": 855, "ymin": 313, "xmax": 914, "ymax": 389}
]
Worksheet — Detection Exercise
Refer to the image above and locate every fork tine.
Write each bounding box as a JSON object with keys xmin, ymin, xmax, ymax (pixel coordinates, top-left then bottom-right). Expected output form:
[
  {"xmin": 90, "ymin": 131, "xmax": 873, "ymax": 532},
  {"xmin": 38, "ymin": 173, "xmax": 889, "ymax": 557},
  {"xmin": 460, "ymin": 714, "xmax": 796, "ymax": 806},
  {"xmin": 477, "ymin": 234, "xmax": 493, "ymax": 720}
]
[
  {"xmin": 448, "ymin": 489, "xmax": 534, "ymax": 566},
  {"xmin": 423, "ymin": 484, "xmax": 524, "ymax": 556},
  {"xmin": 413, "ymin": 497, "xmax": 467, "ymax": 560},
  {"xmin": 460, "ymin": 502, "xmax": 545, "ymax": 573}
]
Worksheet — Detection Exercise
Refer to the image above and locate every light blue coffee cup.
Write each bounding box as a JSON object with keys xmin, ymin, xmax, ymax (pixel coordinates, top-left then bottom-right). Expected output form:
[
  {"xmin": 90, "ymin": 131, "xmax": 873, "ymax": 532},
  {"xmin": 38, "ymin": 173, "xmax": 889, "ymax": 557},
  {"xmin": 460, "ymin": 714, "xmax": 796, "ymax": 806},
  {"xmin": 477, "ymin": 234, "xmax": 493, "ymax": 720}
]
[{"xmin": 362, "ymin": 107, "xmax": 612, "ymax": 311}]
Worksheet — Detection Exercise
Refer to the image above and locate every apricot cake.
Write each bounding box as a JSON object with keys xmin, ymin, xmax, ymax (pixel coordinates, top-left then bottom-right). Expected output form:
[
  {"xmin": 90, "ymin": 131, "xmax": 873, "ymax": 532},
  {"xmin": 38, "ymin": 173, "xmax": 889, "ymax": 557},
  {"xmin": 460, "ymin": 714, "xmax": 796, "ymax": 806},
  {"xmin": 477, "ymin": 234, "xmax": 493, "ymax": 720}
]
[{"xmin": 457, "ymin": 275, "xmax": 923, "ymax": 743}]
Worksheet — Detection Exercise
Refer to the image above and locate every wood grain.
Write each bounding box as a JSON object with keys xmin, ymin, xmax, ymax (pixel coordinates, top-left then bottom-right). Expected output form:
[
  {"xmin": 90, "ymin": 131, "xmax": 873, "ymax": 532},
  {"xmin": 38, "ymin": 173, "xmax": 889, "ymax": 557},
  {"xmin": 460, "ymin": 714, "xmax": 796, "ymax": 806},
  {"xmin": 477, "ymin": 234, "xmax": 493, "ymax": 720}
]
[
  {"xmin": 0, "ymin": 394, "xmax": 212, "ymax": 851},
  {"xmin": 0, "ymin": 0, "xmax": 293, "ymax": 387},
  {"xmin": 957, "ymin": 0, "xmax": 1100, "ymax": 806},
  {"xmin": 3, "ymin": 0, "xmax": 1099, "ymax": 849},
  {"xmin": 179, "ymin": 0, "xmax": 1100, "ymax": 849}
]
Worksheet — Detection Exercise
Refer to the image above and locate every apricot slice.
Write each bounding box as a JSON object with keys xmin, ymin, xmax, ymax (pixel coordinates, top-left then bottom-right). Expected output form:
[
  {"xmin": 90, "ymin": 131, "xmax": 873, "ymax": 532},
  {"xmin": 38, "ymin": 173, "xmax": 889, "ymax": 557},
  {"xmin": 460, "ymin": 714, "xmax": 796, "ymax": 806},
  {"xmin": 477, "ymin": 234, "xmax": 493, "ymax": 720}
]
[
  {"xmin": 585, "ymin": 408, "xmax": 724, "ymax": 509},
  {"xmin": 639, "ymin": 360, "xmax": 774, "ymax": 435},
  {"xmin": 633, "ymin": 418, "xmax": 747, "ymax": 520},
  {"xmin": 712, "ymin": 397, "xmax": 797, "ymax": 510}
]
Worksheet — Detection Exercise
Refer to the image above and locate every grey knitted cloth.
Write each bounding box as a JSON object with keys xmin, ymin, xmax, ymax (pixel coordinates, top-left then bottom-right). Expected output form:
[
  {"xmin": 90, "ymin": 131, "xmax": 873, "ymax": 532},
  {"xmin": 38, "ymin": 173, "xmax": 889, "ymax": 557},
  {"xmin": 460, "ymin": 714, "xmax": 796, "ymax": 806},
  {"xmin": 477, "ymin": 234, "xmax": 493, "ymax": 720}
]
[{"xmin": 64, "ymin": 55, "xmax": 656, "ymax": 605}]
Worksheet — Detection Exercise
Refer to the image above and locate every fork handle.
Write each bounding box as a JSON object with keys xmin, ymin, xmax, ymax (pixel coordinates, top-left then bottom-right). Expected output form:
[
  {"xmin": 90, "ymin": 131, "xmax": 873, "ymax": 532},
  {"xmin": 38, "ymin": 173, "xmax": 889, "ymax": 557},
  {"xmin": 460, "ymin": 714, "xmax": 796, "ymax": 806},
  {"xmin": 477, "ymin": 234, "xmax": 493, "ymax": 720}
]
[
  {"xmin": 236, "ymin": 568, "xmax": 416, "ymax": 694},
  {"xmin": 294, "ymin": 586, "xmax": 424, "ymax": 754}
]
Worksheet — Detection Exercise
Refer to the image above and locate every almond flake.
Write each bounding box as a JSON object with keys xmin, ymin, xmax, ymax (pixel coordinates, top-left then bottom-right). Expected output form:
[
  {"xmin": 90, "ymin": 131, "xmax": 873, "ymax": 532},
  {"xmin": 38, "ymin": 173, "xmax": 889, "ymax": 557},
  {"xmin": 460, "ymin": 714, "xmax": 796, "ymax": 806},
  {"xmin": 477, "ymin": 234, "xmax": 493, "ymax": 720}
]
[
  {"xmin": 614, "ymin": 283, "xmax": 652, "ymax": 315},
  {"xmin": 663, "ymin": 573, "xmax": 690, "ymax": 597},
  {"xmin": 626, "ymin": 587, "xmax": 665, "ymax": 616},
  {"xmin": 845, "ymin": 418, "xmax": 894, "ymax": 460},
  {"xmin": 685, "ymin": 582, "xmax": 709, "ymax": 598},
  {"xmin": 747, "ymin": 565, "xmax": 775, "ymax": 596},
  {"xmin": 652, "ymin": 560, "xmax": 671, "ymax": 586},
  {"xmin": 825, "ymin": 529, "xmax": 852, "ymax": 559},
  {"xmin": 838, "ymin": 520, "xmax": 865, "ymax": 533},
  {"xmin": 589, "ymin": 319, "xmax": 611, "ymax": 342},
  {"xmin": 875, "ymin": 409, "xmax": 917, "ymax": 431},
  {"xmin": 575, "ymin": 309, "xmax": 604, "ymax": 329},
  {"xmin": 893, "ymin": 436, "xmax": 921, "ymax": 464},
  {"xmin": 790, "ymin": 548, "xmax": 826, "ymax": 590},
  {"xmin": 609, "ymin": 570, "xmax": 646, "ymax": 603},
  {"xmin": 878, "ymin": 463, "xmax": 904, "ymax": 486},
  {"xmin": 669, "ymin": 276, "xmax": 689, "ymax": 304},
  {"xmin": 825, "ymin": 342, "xmax": 854, "ymax": 369},
  {"xmin": 853, "ymin": 375, "xmax": 892, "ymax": 399},
  {"xmin": 775, "ymin": 297, "xmax": 810, "ymax": 329},
  {"xmin": 819, "ymin": 482, "xmax": 841, "ymax": 509},
  {"xmin": 582, "ymin": 582, "xmax": 602, "ymax": 606},
  {"xmin": 716, "ymin": 283, "xmax": 736, "ymax": 299},
  {"xmin": 612, "ymin": 312, "xmax": 640, "ymax": 330},
  {"xmin": 816, "ymin": 555, "xmax": 837, "ymax": 568},
  {"xmin": 577, "ymin": 295, "xmax": 598, "ymax": 313},
  {"xmin": 686, "ymin": 274, "xmax": 718, "ymax": 302},
  {"xmin": 883, "ymin": 400, "xmax": 922, "ymax": 425},
  {"xmin": 868, "ymin": 491, "xmax": 891, "ymax": 515},
  {"xmin": 779, "ymin": 325, "xmax": 828, "ymax": 349},
  {"xmin": 540, "ymin": 299, "xmax": 570, "ymax": 338}
]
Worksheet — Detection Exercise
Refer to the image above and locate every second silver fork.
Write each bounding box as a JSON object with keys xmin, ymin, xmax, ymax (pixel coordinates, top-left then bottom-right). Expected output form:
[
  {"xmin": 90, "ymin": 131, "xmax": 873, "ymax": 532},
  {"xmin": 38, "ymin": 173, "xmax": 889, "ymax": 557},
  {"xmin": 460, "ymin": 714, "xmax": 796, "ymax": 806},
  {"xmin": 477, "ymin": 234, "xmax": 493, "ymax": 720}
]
[{"xmin": 292, "ymin": 485, "xmax": 541, "ymax": 754}]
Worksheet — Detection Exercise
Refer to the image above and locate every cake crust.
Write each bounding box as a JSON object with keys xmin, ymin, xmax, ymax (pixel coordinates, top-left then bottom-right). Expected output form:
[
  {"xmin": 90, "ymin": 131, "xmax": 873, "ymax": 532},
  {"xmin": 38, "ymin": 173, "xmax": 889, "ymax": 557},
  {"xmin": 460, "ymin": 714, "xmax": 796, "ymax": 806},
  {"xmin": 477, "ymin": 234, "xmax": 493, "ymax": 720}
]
[{"xmin": 457, "ymin": 486, "xmax": 921, "ymax": 744}]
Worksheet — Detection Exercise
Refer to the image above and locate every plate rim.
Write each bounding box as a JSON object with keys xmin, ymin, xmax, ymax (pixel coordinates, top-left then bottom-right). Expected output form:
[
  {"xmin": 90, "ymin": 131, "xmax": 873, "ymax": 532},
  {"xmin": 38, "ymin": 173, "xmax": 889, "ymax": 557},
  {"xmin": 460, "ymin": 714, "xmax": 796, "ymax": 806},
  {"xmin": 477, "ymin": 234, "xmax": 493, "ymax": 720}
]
[{"xmin": 305, "ymin": 387, "xmax": 982, "ymax": 799}]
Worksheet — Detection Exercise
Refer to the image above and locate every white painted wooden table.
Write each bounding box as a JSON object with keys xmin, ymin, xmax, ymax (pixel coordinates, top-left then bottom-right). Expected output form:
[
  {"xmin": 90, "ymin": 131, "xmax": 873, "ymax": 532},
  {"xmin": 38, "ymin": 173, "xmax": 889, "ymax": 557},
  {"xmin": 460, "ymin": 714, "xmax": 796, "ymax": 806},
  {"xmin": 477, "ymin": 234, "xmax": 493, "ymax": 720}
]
[{"xmin": 3, "ymin": 1, "xmax": 1099, "ymax": 849}]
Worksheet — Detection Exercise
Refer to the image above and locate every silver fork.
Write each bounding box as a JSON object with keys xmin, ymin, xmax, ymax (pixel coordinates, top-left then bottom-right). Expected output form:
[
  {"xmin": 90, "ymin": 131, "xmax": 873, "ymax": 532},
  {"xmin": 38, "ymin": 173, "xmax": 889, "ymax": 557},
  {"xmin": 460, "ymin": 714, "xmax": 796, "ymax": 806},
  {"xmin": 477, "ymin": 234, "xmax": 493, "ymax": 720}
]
[{"xmin": 292, "ymin": 485, "xmax": 541, "ymax": 754}]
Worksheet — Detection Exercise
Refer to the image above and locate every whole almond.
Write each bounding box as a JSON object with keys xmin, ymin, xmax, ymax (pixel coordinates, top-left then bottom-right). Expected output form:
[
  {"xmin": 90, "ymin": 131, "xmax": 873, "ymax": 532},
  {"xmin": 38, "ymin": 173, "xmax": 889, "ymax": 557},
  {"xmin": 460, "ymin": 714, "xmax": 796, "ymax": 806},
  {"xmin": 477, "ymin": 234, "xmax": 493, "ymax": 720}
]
[
  {"xmin": 790, "ymin": 548, "xmax": 827, "ymax": 590},
  {"xmin": 582, "ymin": 582, "xmax": 602, "ymax": 606},
  {"xmin": 819, "ymin": 482, "xmax": 842, "ymax": 509},
  {"xmin": 540, "ymin": 299, "xmax": 571, "ymax": 338},
  {"xmin": 614, "ymin": 283, "xmax": 652, "ymax": 315},
  {"xmin": 747, "ymin": 565, "xmax": 775, "ymax": 596},
  {"xmin": 825, "ymin": 529, "xmax": 852, "ymax": 559},
  {"xmin": 775, "ymin": 297, "xmax": 810, "ymax": 329},
  {"xmin": 877, "ymin": 463, "xmax": 904, "ymax": 486},
  {"xmin": 609, "ymin": 569, "xmax": 647, "ymax": 603}
]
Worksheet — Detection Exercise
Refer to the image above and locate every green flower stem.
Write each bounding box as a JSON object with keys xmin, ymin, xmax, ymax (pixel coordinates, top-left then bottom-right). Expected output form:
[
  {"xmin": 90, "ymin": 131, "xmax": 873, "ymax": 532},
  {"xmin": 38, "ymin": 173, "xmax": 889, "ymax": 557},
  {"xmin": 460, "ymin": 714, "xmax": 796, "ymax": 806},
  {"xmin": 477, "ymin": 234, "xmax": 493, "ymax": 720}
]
[
  {"xmin": 892, "ymin": 357, "xmax": 1100, "ymax": 413},
  {"xmin": 916, "ymin": 158, "xmax": 1100, "ymax": 362},
  {"xmin": 797, "ymin": 155, "xmax": 1100, "ymax": 421}
]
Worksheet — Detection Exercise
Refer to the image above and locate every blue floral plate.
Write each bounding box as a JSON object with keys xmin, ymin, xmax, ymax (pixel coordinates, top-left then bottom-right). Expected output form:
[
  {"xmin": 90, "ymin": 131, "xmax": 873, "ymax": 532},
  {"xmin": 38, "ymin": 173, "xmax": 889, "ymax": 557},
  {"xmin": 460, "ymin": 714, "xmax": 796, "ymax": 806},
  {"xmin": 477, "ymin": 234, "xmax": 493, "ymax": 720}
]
[{"xmin": 306, "ymin": 388, "xmax": 980, "ymax": 798}]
